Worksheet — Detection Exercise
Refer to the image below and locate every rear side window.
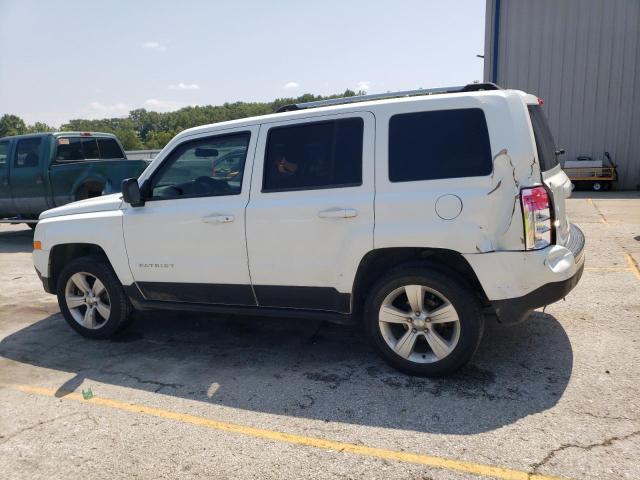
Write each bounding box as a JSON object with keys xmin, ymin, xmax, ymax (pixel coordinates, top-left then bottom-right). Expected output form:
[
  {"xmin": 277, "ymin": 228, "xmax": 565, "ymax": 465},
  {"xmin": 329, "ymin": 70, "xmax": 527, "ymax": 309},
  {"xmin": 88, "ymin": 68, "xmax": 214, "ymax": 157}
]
[
  {"xmin": 97, "ymin": 138, "xmax": 125, "ymax": 159},
  {"xmin": 15, "ymin": 138, "xmax": 42, "ymax": 168},
  {"xmin": 389, "ymin": 108, "xmax": 492, "ymax": 182},
  {"xmin": 0, "ymin": 141, "xmax": 8, "ymax": 170},
  {"xmin": 528, "ymin": 105, "xmax": 559, "ymax": 171},
  {"xmin": 263, "ymin": 118, "xmax": 363, "ymax": 192}
]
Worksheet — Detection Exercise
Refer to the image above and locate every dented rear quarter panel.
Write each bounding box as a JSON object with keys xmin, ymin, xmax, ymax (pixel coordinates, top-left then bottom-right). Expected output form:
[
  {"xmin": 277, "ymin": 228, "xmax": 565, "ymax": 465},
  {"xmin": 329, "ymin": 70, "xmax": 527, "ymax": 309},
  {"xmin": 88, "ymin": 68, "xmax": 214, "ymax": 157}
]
[{"xmin": 373, "ymin": 91, "xmax": 542, "ymax": 254}]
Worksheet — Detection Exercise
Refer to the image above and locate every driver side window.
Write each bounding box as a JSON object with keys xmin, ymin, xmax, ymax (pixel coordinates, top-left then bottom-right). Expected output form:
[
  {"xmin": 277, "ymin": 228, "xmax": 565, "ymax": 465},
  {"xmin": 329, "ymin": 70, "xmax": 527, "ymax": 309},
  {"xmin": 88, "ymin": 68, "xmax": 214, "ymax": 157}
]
[{"xmin": 150, "ymin": 132, "xmax": 250, "ymax": 200}]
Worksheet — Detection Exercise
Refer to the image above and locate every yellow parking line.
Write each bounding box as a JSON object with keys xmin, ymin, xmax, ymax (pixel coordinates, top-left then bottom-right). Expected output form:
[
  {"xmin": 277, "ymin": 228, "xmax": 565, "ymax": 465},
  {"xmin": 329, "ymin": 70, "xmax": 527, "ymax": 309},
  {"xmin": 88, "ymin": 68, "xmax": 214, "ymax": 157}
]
[
  {"xmin": 585, "ymin": 266, "xmax": 632, "ymax": 272},
  {"xmin": 624, "ymin": 253, "xmax": 640, "ymax": 280},
  {"xmin": 2, "ymin": 383, "xmax": 565, "ymax": 480}
]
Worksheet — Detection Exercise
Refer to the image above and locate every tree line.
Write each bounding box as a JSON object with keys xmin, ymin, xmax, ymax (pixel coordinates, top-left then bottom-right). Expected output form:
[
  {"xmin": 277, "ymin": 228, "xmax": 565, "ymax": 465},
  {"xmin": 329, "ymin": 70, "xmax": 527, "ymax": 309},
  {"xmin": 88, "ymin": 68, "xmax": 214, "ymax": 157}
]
[{"xmin": 0, "ymin": 90, "xmax": 360, "ymax": 150}]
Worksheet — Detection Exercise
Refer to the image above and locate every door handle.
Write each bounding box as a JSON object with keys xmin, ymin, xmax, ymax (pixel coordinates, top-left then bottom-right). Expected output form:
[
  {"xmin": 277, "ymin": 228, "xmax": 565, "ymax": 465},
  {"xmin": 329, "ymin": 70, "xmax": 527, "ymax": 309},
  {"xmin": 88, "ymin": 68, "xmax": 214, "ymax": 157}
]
[
  {"xmin": 202, "ymin": 214, "xmax": 235, "ymax": 223},
  {"xmin": 318, "ymin": 208, "xmax": 358, "ymax": 219}
]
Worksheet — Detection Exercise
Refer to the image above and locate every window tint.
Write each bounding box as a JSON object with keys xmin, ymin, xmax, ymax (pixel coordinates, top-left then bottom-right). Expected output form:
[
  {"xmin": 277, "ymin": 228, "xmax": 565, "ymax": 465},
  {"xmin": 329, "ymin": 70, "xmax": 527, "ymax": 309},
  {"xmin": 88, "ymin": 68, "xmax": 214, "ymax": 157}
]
[
  {"xmin": 263, "ymin": 118, "xmax": 363, "ymax": 192},
  {"xmin": 528, "ymin": 105, "xmax": 559, "ymax": 171},
  {"xmin": 81, "ymin": 138, "xmax": 100, "ymax": 159},
  {"xmin": 15, "ymin": 138, "xmax": 42, "ymax": 168},
  {"xmin": 0, "ymin": 141, "xmax": 8, "ymax": 170},
  {"xmin": 389, "ymin": 108, "xmax": 492, "ymax": 182},
  {"xmin": 150, "ymin": 132, "xmax": 250, "ymax": 200},
  {"xmin": 98, "ymin": 138, "xmax": 125, "ymax": 159},
  {"xmin": 56, "ymin": 138, "xmax": 84, "ymax": 161}
]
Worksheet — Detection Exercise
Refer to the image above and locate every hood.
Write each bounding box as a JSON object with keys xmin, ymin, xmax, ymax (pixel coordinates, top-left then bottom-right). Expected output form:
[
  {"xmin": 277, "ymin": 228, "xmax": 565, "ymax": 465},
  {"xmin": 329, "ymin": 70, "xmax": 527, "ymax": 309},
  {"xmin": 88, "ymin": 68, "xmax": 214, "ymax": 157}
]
[{"xmin": 39, "ymin": 193, "xmax": 123, "ymax": 219}]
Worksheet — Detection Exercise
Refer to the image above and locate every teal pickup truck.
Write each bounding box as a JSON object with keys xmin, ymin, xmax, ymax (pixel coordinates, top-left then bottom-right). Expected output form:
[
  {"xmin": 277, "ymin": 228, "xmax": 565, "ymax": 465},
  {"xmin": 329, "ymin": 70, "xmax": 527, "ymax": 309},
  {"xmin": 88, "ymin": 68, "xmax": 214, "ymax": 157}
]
[{"xmin": 0, "ymin": 132, "xmax": 148, "ymax": 228}]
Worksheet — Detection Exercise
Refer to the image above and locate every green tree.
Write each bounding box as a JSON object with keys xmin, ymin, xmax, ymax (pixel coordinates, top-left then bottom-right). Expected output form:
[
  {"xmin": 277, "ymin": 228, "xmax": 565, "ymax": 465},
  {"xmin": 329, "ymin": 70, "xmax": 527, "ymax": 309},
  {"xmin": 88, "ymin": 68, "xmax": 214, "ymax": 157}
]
[{"xmin": 0, "ymin": 114, "xmax": 27, "ymax": 137}]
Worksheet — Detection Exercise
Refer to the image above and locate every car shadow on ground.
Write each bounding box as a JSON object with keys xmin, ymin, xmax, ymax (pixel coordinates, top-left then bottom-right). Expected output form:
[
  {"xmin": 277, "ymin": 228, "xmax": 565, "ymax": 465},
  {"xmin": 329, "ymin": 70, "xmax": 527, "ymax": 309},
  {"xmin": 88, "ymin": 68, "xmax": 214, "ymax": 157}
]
[
  {"xmin": 0, "ymin": 308, "xmax": 572, "ymax": 435},
  {"xmin": 0, "ymin": 227, "xmax": 33, "ymax": 253}
]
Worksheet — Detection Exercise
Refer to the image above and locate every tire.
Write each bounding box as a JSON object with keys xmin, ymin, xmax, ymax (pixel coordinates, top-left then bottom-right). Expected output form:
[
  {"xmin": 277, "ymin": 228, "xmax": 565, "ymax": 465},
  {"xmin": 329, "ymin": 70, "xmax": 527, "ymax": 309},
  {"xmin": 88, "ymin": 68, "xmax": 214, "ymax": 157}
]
[
  {"xmin": 364, "ymin": 265, "xmax": 484, "ymax": 377},
  {"xmin": 592, "ymin": 182, "xmax": 602, "ymax": 191},
  {"xmin": 56, "ymin": 255, "xmax": 132, "ymax": 339}
]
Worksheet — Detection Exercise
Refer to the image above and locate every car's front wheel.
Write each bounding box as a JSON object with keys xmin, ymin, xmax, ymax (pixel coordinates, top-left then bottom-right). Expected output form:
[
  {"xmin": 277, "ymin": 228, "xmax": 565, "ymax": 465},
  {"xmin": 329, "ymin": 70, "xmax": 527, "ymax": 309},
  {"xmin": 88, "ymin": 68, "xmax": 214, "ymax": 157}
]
[
  {"xmin": 56, "ymin": 255, "xmax": 132, "ymax": 339},
  {"xmin": 364, "ymin": 266, "xmax": 484, "ymax": 377}
]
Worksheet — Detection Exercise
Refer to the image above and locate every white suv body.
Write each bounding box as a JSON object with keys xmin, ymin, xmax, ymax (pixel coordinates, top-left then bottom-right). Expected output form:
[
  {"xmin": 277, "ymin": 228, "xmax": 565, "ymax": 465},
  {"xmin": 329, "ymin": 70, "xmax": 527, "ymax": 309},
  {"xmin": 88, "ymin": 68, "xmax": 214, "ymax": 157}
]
[{"xmin": 32, "ymin": 84, "xmax": 585, "ymax": 375}]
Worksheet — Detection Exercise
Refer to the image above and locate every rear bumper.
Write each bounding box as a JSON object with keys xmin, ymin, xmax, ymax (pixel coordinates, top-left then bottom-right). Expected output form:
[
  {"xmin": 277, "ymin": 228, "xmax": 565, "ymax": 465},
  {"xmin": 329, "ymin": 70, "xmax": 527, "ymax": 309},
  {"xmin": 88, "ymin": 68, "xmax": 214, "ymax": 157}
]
[{"xmin": 491, "ymin": 224, "xmax": 585, "ymax": 324}]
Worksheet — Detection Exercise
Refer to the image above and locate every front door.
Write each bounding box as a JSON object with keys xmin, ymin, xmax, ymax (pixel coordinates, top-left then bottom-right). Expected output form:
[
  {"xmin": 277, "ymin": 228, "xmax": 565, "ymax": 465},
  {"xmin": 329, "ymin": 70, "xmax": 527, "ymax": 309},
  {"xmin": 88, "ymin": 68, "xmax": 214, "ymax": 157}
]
[
  {"xmin": 245, "ymin": 112, "xmax": 375, "ymax": 312},
  {"xmin": 123, "ymin": 127, "xmax": 258, "ymax": 305},
  {"xmin": 10, "ymin": 136, "xmax": 51, "ymax": 215}
]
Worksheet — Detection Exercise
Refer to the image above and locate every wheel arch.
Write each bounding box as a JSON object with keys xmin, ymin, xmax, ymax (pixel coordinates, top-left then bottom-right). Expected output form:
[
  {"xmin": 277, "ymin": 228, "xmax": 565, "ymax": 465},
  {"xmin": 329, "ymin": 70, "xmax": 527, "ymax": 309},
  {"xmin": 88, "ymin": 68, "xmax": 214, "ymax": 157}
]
[
  {"xmin": 49, "ymin": 243, "xmax": 113, "ymax": 291},
  {"xmin": 72, "ymin": 175, "xmax": 108, "ymax": 200},
  {"xmin": 351, "ymin": 247, "xmax": 488, "ymax": 316}
]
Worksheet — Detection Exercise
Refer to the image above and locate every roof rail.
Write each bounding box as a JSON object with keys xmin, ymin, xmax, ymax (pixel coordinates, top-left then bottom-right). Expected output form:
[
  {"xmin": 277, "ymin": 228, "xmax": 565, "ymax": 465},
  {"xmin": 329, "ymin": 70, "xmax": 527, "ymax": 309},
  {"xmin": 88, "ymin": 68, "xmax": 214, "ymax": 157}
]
[{"xmin": 276, "ymin": 83, "xmax": 501, "ymax": 113}]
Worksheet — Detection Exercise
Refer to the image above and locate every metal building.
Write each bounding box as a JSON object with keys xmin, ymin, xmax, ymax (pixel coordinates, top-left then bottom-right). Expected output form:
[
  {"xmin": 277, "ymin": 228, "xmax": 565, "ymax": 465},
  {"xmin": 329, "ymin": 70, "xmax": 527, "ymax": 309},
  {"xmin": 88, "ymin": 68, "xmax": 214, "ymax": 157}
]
[{"xmin": 483, "ymin": 0, "xmax": 640, "ymax": 190}]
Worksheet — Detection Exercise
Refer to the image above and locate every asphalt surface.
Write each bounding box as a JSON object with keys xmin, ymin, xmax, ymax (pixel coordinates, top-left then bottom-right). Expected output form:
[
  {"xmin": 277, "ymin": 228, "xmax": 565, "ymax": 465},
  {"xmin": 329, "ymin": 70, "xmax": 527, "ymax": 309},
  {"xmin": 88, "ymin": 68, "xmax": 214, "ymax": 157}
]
[{"xmin": 1, "ymin": 192, "xmax": 639, "ymax": 479}]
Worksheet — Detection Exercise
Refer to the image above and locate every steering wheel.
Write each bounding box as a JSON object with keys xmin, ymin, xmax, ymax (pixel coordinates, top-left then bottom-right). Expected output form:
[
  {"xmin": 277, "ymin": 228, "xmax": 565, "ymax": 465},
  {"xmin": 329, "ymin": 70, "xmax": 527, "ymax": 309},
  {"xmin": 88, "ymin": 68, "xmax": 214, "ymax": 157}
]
[{"xmin": 194, "ymin": 176, "xmax": 230, "ymax": 194}]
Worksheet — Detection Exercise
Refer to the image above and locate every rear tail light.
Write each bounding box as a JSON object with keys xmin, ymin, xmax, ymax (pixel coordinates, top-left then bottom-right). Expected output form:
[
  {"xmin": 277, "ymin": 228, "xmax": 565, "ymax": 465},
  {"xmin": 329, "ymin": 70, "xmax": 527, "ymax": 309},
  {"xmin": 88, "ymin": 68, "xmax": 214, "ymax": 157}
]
[{"xmin": 521, "ymin": 186, "xmax": 553, "ymax": 250}]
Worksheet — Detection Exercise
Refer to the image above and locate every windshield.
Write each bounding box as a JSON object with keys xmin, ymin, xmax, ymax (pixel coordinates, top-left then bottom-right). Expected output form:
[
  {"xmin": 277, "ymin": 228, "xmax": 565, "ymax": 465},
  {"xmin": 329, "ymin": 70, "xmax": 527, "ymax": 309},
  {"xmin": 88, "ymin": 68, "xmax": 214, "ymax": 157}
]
[{"xmin": 528, "ymin": 105, "xmax": 559, "ymax": 171}]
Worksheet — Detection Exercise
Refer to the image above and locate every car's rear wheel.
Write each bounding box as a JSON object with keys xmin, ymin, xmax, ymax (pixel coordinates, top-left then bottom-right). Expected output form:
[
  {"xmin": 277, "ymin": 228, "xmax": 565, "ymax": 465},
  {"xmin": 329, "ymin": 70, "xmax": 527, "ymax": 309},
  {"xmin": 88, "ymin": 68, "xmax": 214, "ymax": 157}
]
[
  {"xmin": 364, "ymin": 266, "xmax": 484, "ymax": 377},
  {"xmin": 56, "ymin": 255, "xmax": 132, "ymax": 339}
]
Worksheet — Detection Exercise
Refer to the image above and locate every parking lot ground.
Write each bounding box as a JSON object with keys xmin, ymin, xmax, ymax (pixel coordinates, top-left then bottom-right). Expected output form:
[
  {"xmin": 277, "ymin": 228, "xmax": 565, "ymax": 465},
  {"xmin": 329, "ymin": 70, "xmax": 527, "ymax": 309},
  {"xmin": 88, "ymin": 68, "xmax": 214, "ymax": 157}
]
[{"xmin": 1, "ymin": 192, "xmax": 639, "ymax": 480}]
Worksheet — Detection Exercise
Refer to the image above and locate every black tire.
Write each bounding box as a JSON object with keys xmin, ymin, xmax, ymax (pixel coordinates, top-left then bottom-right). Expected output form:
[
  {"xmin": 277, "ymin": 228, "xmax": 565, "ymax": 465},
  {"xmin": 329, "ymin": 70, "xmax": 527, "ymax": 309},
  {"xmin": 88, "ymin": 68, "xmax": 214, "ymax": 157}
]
[
  {"xmin": 592, "ymin": 182, "xmax": 602, "ymax": 191},
  {"xmin": 364, "ymin": 265, "xmax": 484, "ymax": 377},
  {"xmin": 56, "ymin": 255, "xmax": 132, "ymax": 339}
]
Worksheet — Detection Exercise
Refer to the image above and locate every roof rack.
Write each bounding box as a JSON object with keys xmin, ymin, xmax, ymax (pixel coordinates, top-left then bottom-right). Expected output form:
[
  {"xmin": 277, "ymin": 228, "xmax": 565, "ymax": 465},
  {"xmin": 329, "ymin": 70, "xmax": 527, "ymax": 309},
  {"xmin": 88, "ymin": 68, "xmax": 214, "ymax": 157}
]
[{"xmin": 276, "ymin": 83, "xmax": 501, "ymax": 113}]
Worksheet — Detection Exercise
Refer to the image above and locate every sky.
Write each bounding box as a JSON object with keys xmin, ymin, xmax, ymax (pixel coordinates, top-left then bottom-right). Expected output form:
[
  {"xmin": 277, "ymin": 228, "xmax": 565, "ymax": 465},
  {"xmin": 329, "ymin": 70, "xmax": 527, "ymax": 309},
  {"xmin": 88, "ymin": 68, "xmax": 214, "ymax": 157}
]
[{"xmin": 0, "ymin": 0, "xmax": 486, "ymax": 127}]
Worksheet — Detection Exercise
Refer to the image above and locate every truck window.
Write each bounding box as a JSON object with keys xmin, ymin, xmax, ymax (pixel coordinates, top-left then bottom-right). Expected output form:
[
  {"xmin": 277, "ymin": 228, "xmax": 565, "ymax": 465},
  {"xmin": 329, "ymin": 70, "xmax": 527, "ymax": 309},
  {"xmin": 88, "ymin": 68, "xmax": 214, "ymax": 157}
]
[
  {"xmin": 97, "ymin": 138, "xmax": 125, "ymax": 159},
  {"xmin": 15, "ymin": 138, "xmax": 42, "ymax": 168},
  {"xmin": 388, "ymin": 108, "xmax": 492, "ymax": 182},
  {"xmin": 0, "ymin": 141, "xmax": 8, "ymax": 170},
  {"xmin": 56, "ymin": 138, "xmax": 85, "ymax": 161},
  {"xmin": 528, "ymin": 105, "xmax": 559, "ymax": 171},
  {"xmin": 81, "ymin": 138, "xmax": 100, "ymax": 159}
]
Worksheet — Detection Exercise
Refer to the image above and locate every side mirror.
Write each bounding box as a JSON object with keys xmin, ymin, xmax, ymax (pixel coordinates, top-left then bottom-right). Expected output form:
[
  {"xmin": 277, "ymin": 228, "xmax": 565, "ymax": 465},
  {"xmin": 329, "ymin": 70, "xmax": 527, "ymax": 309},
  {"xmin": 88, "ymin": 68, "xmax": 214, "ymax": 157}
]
[{"xmin": 121, "ymin": 178, "xmax": 144, "ymax": 207}]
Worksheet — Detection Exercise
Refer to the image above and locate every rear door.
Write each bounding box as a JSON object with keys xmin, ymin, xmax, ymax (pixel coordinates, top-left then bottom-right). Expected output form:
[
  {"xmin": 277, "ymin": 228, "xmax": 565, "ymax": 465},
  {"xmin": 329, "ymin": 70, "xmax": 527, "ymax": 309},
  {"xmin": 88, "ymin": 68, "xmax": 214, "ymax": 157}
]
[
  {"xmin": 528, "ymin": 104, "xmax": 572, "ymax": 246},
  {"xmin": 245, "ymin": 112, "xmax": 375, "ymax": 312},
  {"xmin": 10, "ymin": 136, "xmax": 51, "ymax": 214}
]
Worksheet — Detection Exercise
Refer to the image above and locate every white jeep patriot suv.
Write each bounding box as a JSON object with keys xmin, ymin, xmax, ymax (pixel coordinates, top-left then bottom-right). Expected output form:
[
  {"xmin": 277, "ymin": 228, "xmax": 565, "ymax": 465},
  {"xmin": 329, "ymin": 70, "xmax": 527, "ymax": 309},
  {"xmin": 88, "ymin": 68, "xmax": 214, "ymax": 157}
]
[{"xmin": 32, "ymin": 83, "xmax": 585, "ymax": 376}]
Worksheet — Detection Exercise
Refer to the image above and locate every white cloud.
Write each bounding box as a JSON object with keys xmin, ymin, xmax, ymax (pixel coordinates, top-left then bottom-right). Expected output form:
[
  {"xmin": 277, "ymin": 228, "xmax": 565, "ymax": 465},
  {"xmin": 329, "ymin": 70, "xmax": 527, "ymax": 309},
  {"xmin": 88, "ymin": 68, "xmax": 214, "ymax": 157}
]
[
  {"xmin": 141, "ymin": 41, "xmax": 166, "ymax": 52},
  {"xmin": 283, "ymin": 81, "xmax": 299, "ymax": 89},
  {"xmin": 86, "ymin": 101, "xmax": 130, "ymax": 118},
  {"xmin": 356, "ymin": 81, "xmax": 371, "ymax": 92},
  {"xmin": 168, "ymin": 82, "xmax": 200, "ymax": 90},
  {"xmin": 143, "ymin": 98, "xmax": 183, "ymax": 112}
]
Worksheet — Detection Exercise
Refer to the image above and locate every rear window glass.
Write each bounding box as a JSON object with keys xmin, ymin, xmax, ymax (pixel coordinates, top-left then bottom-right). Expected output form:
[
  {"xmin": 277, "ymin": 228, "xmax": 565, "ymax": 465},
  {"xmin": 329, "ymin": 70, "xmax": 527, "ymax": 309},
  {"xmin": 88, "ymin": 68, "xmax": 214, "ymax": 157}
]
[
  {"xmin": 528, "ymin": 105, "xmax": 559, "ymax": 171},
  {"xmin": 98, "ymin": 138, "xmax": 125, "ymax": 159},
  {"xmin": 81, "ymin": 138, "xmax": 100, "ymax": 159},
  {"xmin": 56, "ymin": 136, "xmax": 125, "ymax": 161},
  {"xmin": 389, "ymin": 108, "xmax": 492, "ymax": 182}
]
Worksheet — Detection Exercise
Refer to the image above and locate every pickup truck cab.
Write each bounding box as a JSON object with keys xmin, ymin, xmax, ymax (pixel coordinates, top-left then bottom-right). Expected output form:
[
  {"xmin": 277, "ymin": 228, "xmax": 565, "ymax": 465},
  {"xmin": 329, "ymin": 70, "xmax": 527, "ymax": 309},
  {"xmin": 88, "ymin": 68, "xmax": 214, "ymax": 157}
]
[
  {"xmin": 32, "ymin": 84, "xmax": 585, "ymax": 376},
  {"xmin": 0, "ymin": 132, "xmax": 148, "ymax": 227}
]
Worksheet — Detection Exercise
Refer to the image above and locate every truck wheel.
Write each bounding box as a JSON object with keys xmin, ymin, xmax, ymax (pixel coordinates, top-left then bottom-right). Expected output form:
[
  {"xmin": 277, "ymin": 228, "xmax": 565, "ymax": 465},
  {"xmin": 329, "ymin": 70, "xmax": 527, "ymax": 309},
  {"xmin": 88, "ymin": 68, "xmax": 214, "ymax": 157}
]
[
  {"xmin": 56, "ymin": 255, "xmax": 132, "ymax": 339},
  {"xmin": 592, "ymin": 182, "xmax": 602, "ymax": 191},
  {"xmin": 364, "ymin": 266, "xmax": 484, "ymax": 377}
]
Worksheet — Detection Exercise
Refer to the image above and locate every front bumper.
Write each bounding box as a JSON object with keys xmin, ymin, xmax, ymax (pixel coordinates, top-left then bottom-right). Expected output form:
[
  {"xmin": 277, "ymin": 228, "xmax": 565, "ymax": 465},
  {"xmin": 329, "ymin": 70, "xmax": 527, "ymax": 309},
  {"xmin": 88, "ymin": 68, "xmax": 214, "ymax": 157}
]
[{"xmin": 492, "ymin": 224, "xmax": 585, "ymax": 324}]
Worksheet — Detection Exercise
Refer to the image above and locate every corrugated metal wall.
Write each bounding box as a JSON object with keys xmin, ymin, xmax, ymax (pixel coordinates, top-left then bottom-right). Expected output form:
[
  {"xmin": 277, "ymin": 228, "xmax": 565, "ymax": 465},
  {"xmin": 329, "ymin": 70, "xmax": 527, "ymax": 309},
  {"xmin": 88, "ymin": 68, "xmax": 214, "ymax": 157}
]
[{"xmin": 484, "ymin": 0, "xmax": 640, "ymax": 189}]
